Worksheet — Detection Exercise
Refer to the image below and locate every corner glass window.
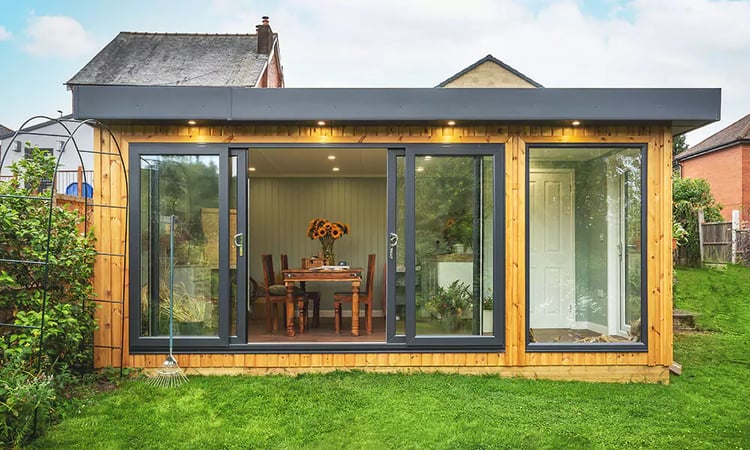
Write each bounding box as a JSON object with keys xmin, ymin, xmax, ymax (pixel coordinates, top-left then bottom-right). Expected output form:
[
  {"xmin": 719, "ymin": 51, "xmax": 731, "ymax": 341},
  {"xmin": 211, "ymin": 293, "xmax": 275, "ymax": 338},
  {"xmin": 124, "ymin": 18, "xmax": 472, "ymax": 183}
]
[{"xmin": 527, "ymin": 145, "xmax": 646, "ymax": 349}]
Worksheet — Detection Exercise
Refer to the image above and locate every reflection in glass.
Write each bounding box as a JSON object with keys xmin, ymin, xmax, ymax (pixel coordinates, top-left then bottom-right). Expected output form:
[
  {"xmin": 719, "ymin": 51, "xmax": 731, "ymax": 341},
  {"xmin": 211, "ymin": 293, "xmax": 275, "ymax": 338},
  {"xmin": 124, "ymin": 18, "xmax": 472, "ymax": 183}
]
[
  {"xmin": 528, "ymin": 147, "xmax": 643, "ymax": 344},
  {"xmin": 395, "ymin": 156, "xmax": 406, "ymax": 334},
  {"xmin": 139, "ymin": 154, "xmax": 220, "ymax": 337},
  {"xmin": 414, "ymin": 155, "xmax": 494, "ymax": 336}
]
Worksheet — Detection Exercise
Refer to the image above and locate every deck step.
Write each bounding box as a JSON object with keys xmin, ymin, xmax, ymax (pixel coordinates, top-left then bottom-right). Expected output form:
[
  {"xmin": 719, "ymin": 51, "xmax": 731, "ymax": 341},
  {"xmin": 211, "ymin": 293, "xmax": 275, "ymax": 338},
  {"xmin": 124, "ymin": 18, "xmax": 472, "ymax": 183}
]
[{"xmin": 673, "ymin": 309, "xmax": 698, "ymax": 331}]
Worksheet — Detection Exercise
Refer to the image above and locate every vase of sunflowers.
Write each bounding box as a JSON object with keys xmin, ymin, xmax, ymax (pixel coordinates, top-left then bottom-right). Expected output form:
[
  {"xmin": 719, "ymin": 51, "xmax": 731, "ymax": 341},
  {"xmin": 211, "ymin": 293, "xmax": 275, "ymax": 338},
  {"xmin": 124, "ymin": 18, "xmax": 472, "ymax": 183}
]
[{"xmin": 307, "ymin": 218, "xmax": 350, "ymax": 265}]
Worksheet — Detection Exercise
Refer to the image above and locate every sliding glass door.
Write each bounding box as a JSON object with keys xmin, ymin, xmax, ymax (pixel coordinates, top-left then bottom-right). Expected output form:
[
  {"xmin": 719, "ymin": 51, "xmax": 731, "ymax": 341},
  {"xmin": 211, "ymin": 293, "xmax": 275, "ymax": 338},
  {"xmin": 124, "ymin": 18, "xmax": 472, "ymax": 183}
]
[
  {"xmin": 387, "ymin": 145, "xmax": 503, "ymax": 348},
  {"xmin": 130, "ymin": 145, "xmax": 247, "ymax": 350}
]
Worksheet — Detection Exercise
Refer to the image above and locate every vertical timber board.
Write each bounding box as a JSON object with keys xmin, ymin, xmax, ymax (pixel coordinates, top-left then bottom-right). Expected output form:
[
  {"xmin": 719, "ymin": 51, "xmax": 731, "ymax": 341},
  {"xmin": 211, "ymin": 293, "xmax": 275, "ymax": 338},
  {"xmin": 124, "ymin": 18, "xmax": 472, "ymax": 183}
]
[
  {"xmin": 507, "ymin": 133, "xmax": 525, "ymax": 366},
  {"xmin": 110, "ymin": 127, "xmax": 127, "ymax": 368},
  {"xmin": 95, "ymin": 126, "xmax": 113, "ymax": 368},
  {"xmin": 92, "ymin": 126, "xmax": 108, "ymax": 368},
  {"xmin": 647, "ymin": 134, "xmax": 662, "ymax": 367},
  {"xmin": 661, "ymin": 129, "xmax": 674, "ymax": 366}
]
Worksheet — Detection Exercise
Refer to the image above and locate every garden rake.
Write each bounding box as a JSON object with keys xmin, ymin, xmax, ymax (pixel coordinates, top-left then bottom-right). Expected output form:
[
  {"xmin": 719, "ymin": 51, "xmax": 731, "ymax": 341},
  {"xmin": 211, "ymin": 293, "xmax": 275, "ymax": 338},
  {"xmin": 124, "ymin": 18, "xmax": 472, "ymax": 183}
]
[{"xmin": 149, "ymin": 215, "xmax": 188, "ymax": 387}]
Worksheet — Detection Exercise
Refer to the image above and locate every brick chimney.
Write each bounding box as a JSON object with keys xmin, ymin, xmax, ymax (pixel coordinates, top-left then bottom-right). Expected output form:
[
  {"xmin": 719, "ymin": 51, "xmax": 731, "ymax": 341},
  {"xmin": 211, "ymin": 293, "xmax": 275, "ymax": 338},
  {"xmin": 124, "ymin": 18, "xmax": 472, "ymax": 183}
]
[{"xmin": 255, "ymin": 16, "xmax": 273, "ymax": 55}]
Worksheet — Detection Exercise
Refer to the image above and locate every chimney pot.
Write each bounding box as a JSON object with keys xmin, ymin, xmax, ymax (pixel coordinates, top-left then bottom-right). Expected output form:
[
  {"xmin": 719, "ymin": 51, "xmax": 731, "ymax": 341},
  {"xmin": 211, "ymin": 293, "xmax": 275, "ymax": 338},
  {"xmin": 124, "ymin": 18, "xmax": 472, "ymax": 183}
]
[{"xmin": 256, "ymin": 16, "xmax": 273, "ymax": 54}]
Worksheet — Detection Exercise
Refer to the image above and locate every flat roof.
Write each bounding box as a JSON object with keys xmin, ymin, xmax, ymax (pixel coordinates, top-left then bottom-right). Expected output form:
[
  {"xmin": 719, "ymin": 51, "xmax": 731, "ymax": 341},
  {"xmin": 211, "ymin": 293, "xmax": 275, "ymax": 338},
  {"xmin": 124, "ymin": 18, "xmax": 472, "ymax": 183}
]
[{"xmin": 70, "ymin": 86, "xmax": 721, "ymax": 135}]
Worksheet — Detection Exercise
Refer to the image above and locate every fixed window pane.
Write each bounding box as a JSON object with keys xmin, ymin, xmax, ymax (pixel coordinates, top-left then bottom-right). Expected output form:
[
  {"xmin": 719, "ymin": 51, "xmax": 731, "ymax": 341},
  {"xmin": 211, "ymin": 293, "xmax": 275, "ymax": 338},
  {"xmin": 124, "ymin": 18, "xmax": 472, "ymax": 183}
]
[{"xmin": 528, "ymin": 147, "xmax": 643, "ymax": 345}]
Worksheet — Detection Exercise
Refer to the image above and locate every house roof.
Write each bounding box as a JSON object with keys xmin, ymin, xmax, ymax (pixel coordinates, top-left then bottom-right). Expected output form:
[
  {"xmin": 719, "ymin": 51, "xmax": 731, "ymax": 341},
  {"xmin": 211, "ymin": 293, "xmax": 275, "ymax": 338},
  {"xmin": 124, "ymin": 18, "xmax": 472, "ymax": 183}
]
[
  {"xmin": 437, "ymin": 54, "xmax": 543, "ymax": 88},
  {"xmin": 0, "ymin": 114, "xmax": 76, "ymax": 140},
  {"xmin": 66, "ymin": 32, "xmax": 276, "ymax": 87},
  {"xmin": 0, "ymin": 124, "xmax": 13, "ymax": 137},
  {"xmin": 675, "ymin": 113, "xmax": 750, "ymax": 162}
]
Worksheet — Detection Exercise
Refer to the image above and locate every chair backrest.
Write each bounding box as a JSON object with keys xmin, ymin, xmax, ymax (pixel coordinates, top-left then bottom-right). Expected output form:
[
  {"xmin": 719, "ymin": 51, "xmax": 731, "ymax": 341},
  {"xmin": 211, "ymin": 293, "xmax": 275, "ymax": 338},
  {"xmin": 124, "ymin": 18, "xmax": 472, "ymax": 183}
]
[
  {"xmin": 260, "ymin": 254, "xmax": 275, "ymax": 289},
  {"xmin": 280, "ymin": 254, "xmax": 289, "ymax": 271},
  {"xmin": 363, "ymin": 253, "xmax": 376, "ymax": 299}
]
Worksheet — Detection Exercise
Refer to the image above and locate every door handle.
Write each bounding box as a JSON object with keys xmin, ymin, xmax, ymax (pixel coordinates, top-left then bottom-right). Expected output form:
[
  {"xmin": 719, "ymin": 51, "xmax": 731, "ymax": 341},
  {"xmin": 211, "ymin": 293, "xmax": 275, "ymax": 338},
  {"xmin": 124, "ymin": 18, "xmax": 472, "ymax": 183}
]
[
  {"xmin": 388, "ymin": 233, "xmax": 398, "ymax": 260},
  {"xmin": 233, "ymin": 233, "xmax": 244, "ymax": 257}
]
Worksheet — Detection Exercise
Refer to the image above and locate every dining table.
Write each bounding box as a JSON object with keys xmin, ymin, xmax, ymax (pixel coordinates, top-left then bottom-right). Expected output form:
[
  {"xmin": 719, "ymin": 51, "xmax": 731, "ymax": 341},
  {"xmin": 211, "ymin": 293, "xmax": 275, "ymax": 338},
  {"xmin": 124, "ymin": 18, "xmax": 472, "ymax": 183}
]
[{"xmin": 282, "ymin": 266, "xmax": 363, "ymax": 337}]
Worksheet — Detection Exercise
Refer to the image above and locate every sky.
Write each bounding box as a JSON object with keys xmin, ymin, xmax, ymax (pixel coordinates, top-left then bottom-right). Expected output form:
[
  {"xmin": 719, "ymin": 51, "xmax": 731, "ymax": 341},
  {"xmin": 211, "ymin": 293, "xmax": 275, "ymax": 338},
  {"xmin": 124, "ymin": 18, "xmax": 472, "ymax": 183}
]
[{"xmin": 0, "ymin": 0, "xmax": 749, "ymax": 146}]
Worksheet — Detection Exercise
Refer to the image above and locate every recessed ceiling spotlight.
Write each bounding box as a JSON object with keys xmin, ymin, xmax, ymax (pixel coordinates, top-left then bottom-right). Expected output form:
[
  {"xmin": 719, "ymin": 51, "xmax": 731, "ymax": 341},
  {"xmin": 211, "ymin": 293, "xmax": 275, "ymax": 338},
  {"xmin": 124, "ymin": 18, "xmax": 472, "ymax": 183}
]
[
  {"xmin": 571, "ymin": 120, "xmax": 581, "ymax": 126},
  {"xmin": 332, "ymin": 167, "xmax": 340, "ymax": 172},
  {"xmin": 447, "ymin": 120, "xmax": 456, "ymax": 126},
  {"xmin": 424, "ymin": 155, "xmax": 432, "ymax": 161},
  {"xmin": 416, "ymin": 166, "xmax": 424, "ymax": 173},
  {"xmin": 187, "ymin": 120, "xmax": 197, "ymax": 125},
  {"xmin": 317, "ymin": 120, "xmax": 327, "ymax": 126},
  {"xmin": 328, "ymin": 155, "xmax": 336, "ymax": 160},
  {"xmin": 248, "ymin": 167, "xmax": 256, "ymax": 172}
]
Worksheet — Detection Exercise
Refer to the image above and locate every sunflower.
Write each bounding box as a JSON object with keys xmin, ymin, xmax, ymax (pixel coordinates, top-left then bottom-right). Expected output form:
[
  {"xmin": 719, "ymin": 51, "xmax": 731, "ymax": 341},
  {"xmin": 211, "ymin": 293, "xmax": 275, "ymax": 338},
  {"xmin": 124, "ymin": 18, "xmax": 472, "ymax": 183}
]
[{"xmin": 306, "ymin": 218, "xmax": 350, "ymax": 242}]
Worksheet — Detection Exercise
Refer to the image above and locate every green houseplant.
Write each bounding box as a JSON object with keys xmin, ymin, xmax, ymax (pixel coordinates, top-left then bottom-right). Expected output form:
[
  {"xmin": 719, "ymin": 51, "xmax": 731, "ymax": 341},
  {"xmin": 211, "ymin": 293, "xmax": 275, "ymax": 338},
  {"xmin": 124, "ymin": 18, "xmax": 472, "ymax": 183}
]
[{"xmin": 424, "ymin": 280, "xmax": 472, "ymax": 330}]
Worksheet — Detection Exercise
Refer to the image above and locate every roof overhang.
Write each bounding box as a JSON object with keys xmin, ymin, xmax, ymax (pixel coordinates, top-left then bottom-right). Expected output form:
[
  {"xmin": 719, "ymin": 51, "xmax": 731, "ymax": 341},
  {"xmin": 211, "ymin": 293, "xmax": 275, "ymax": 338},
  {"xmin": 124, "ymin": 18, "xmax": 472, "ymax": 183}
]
[{"xmin": 70, "ymin": 85, "xmax": 721, "ymax": 135}]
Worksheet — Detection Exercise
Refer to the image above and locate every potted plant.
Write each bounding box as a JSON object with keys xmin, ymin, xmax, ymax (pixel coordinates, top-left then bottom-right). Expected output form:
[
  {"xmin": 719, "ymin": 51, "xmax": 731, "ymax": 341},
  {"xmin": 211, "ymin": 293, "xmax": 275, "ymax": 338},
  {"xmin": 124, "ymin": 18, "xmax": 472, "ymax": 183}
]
[
  {"xmin": 424, "ymin": 280, "xmax": 472, "ymax": 331},
  {"xmin": 482, "ymin": 290, "xmax": 493, "ymax": 334}
]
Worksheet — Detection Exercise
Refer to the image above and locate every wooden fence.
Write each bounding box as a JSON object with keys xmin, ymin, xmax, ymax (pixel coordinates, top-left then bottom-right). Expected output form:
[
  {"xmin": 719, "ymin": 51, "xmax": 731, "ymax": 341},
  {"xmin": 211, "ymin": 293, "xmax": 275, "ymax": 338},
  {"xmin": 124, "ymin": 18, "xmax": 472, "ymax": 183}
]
[{"xmin": 697, "ymin": 210, "xmax": 747, "ymax": 264}]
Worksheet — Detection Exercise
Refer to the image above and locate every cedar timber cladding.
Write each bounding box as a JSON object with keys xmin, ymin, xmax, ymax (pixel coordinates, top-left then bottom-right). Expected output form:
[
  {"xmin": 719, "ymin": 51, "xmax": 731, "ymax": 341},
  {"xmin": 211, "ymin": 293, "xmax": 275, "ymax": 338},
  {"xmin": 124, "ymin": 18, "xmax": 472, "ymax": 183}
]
[{"xmin": 93, "ymin": 122, "xmax": 674, "ymax": 383}]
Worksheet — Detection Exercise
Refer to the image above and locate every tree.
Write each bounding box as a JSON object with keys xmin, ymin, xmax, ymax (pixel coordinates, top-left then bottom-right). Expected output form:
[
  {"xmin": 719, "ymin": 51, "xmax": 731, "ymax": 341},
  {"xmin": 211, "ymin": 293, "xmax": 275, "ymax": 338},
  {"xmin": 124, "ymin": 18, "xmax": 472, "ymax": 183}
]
[
  {"xmin": 673, "ymin": 177, "xmax": 722, "ymax": 265},
  {"xmin": 673, "ymin": 134, "xmax": 689, "ymax": 156}
]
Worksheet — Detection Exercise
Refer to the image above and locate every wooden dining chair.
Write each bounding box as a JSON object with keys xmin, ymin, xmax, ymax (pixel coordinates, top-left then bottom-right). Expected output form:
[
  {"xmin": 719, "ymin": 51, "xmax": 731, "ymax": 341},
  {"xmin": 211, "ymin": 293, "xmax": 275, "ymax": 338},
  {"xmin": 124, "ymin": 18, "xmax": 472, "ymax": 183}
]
[
  {"xmin": 281, "ymin": 254, "xmax": 321, "ymax": 328},
  {"xmin": 333, "ymin": 253, "xmax": 376, "ymax": 335},
  {"xmin": 260, "ymin": 254, "xmax": 306, "ymax": 333}
]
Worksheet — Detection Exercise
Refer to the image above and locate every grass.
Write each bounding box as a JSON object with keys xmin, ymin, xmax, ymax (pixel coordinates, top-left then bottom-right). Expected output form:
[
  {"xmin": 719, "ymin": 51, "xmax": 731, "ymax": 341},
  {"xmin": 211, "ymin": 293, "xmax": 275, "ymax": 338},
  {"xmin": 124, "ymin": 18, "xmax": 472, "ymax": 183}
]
[{"xmin": 30, "ymin": 266, "xmax": 750, "ymax": 449}]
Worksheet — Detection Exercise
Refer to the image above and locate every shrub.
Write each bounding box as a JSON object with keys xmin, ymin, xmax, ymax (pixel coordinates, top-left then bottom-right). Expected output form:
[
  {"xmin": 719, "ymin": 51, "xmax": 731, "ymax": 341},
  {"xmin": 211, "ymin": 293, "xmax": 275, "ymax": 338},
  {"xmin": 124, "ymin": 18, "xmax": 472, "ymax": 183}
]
[
  {"xmin": 0, "ymin": 146, "xmax": 97, "ymax": 375},
  {"xmin": 0, "ymin": 355, "xmax": 56, "ymax": 448},
  {"xmin": 673, "ymin": 177, "xmax": 723, "ymax": 265}
]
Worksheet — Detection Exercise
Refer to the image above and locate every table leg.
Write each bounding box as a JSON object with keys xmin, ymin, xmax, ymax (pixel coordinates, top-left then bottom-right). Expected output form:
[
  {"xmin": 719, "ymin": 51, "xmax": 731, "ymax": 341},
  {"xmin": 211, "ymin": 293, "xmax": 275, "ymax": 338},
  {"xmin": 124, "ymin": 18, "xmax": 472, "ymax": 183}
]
[
  {"xmin": 351, "ymin": 280, "xmax": 360, "ymax": 337},
  {"xmin": 285, "ymin": 282, "xmax": 295, "ymax": 337}
]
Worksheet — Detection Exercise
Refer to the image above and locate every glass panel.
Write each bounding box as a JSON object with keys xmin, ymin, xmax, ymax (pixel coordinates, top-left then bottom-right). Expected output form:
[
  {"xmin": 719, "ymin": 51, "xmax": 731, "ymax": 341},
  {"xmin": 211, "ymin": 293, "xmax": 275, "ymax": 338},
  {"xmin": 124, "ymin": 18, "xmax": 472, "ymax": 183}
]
[
  {"xmin": 139, "ymin": 154, "xmax": 220, "ymax": 337},
  {"xmin": 528, "ymin": 147, "xmax": 643, "ymax": 344},
  {"xmin": 414, "ymin": 155, "xmax": 494, "ymax": 336},
  {"xmin": 229, "ymin": 155, "xmax": 238, "ymax": 337},
  {"xmin": 395, "ymin": 155, "xmax": 406, "ymax": 334}
]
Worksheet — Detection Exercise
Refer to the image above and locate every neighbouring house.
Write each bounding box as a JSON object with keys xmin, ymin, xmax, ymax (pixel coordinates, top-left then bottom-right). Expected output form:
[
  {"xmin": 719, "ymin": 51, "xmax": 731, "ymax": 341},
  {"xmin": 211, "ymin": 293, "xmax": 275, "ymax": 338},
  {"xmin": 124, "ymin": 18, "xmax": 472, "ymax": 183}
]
[
  {"xmin": 65, "ymin": 17, "xmax": 720, "ymax": 383},
  {"xmin": 0, "ymin": 115, "xmax": 95, "ymax": 196},
  {"xmin": 0, "ymin": 124, "xmax": 12, "ymax": 158},
  {"xmin": 437, "ymin": 54, "xmax": 543, "ymax": 88},
  {"xmin": 674, "ymin": 113, "xmax": 750, "ymax": 221}
]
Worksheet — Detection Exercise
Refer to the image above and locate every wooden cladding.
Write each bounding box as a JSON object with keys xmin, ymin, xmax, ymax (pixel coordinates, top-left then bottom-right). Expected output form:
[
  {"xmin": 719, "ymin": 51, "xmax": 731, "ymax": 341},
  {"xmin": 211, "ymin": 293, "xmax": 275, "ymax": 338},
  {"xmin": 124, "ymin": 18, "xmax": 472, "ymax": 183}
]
[{"xmin": 92, "ymin": 122, "xmax": 674, "ymax": 383}]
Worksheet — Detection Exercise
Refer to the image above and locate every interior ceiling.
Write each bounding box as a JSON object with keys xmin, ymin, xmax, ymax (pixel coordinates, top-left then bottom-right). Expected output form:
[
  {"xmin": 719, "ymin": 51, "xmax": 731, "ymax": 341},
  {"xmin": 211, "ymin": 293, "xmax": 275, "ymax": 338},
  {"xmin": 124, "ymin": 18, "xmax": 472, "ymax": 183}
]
[
  {"xmin": 248, "ymin": 148, "xmax": 387, "ymax": 177},
  {"xmin": 529, "ymin": 147, "xmax": 625, "ymax": 162}
]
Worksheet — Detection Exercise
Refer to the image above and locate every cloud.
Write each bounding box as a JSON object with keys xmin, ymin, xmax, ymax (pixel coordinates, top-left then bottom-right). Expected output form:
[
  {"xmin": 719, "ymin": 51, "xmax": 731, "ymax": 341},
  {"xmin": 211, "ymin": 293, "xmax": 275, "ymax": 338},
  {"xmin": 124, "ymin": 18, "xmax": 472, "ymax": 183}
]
[
  {"xmin": 227, "ymin": 0, "xmax": 745, "ymax": 145},
  {"xmin": 23, "ymin": 15, "xmax": 97, "ymax": 58},
  {"xmin": 0, "ymin": 25, "xmax": 11, "ymax": 40}
]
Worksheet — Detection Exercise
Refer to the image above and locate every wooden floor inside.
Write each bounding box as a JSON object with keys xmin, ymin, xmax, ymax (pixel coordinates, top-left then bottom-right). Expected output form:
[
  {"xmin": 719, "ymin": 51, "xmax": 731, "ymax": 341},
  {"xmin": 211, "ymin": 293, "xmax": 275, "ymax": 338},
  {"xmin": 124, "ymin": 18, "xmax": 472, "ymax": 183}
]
[{"xmin": 247, "ymin": 317, "xmax": 386, "ymax": 343}]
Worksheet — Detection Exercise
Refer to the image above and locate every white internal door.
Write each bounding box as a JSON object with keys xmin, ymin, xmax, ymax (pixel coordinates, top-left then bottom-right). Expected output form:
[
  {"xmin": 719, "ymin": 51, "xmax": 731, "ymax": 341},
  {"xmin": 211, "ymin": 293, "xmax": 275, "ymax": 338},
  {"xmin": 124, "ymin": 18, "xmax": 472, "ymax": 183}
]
[{"xmin": 529, "ymin": 169, "xmax": 575, "ymax": 329}]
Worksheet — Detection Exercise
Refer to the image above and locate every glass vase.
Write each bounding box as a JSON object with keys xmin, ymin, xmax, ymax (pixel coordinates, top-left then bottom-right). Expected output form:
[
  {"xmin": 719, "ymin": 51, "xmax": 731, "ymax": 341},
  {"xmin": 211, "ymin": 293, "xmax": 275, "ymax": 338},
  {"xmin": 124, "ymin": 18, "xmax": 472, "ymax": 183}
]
[{"xmin": 321, "ymin": 241, "xmax": 335, "ymax": 265}]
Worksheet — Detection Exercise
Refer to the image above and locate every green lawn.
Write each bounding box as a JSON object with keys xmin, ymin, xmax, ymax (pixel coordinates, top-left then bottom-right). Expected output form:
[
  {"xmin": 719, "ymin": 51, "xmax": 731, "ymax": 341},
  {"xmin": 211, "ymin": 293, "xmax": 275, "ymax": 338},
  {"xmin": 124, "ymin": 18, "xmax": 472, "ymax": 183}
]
[{"xmin": 31, "ymin": 266, "xmax": 750, "ymax": 449}]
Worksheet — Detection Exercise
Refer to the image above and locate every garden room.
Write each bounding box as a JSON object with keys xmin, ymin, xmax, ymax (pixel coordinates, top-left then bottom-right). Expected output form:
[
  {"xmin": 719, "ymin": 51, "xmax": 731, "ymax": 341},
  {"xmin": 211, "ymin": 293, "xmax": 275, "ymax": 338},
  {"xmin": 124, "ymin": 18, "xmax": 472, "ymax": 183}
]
[{"xmin": 130, "ymin": 143, "xmax": 503, "ymax": 350}]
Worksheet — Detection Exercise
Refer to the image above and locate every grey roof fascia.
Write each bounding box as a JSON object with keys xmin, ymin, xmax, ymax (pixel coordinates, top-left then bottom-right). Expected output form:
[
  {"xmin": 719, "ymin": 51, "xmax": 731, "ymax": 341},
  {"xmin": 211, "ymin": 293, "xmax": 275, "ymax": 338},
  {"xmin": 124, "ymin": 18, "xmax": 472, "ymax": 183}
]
[
  {"xmin": 72, "ymin": 85, "xmax": 232, "ymax": 120},
  {"xmin": 71, "ymin": 86, "xmax": 721, "ymax": 126}
]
